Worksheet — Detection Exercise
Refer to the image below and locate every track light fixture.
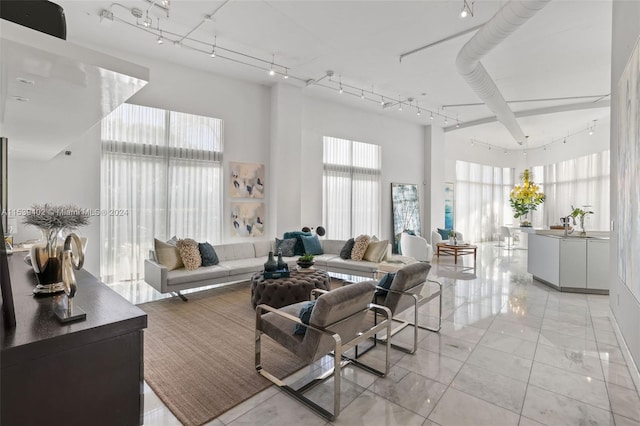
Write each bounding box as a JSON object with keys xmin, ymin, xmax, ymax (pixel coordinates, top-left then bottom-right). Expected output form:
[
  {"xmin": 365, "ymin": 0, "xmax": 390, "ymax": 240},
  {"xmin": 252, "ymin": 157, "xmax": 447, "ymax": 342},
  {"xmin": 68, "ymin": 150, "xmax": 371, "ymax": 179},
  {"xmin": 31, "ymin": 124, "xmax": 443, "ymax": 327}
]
[
  {"xmin": 283, "ymin": 69, "xmax": 289, "ymax": 79},
  {"xmin": 143, "ymin": 13, "xmax": 152, "ymax": 27},
  {"xmin": 157, "ymin": 34, "xmax": 164, "ymax": 44},
  {"xmin": 444, "ymin": 117, "xmax": 448, "ymax": 124},
  {"xmin": 210, "ymin": 35, "xmax": 217, "ymax": 58},
  {"xmin": 398, "ymin": 96, "xmax": 403, "ymax": 111},
  {"xmin": 430, "ymin": 112, "xmax": 434, "ymax": 120},
  {"xmin": 339, "ymin": 76, "xmax": 343, "ymax": 94},
  {"xmin": 361, "ymin": 89, "xmax": 365, "ymax": 99},
  {"xmin": 460, "ymin": 0, "xmax": 474, "ymax": 18},
  {"xmin": 269, "ymin": 54, "xmax": 275, "ymax": 76},
  {"xmin": 380, "ymin": 96, "xmax": 385, "ymax": 106}
]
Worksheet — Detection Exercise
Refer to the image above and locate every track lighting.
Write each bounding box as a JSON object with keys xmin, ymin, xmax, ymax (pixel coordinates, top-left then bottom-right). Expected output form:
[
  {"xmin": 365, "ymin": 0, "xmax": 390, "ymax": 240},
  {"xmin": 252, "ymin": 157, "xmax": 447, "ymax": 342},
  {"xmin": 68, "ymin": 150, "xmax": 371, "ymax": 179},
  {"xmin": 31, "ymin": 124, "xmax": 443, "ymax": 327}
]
[
  {"xmin": 430, "ymin": 112, "xmax": 434, "ymax": 120},
  {"xmin": 269, "ymin": 54, "xmax": 275, "ymax": 76},
  {"xmin": 157, "ymin": 34, "xmax": 164, "ymax": 44},
  {"xmin": 361, "ymin": 89, "xmax": 365, "ymax": 99},
  {"xmin": 380, "ymin": 96, "xmax": 385, "ymax": 106},
  {"xmin": 460, "ymin": 0, "xmax": 474, "ymax": 18},
  {"xmin": 162, "ymin": 0, "xmax": 170, "ymax": 7},
  {"xmin": 398, "ymin": 101, "xmax": 403, "ymax": 111},
  {"xmin": 338, "ymin": 76, "xmax": 343, "ymax": 94},
  {"xmin": 444, "ymin": 117, "xmax": 448, "ymax": 124},
  {"xmin": 417, "ymin": 108, "xmax": 421, "ymax": 116},
  {"xmin": 211, "ymin": 36, "xmax": 217, "ymax": 58},
  {"xmin": 143, "ymin": 13, "xmax": 152, "ymax": 27},
  {"xmin": 456, "ymin": 122, "xmax": 460, "ymax": 128},
  {"xmin": 283, "ymin": 69, "xmax": 289, "ymax": 79},
  {"xmin": 504, "ymin": 150, "xmax": 507, "ymax": 155}
]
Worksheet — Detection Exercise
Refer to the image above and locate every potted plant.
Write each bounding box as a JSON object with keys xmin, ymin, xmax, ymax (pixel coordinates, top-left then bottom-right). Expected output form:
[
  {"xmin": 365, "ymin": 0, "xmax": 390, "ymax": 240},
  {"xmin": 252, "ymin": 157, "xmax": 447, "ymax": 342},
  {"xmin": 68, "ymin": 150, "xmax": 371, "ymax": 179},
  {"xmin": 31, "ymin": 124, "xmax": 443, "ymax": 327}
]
[
  {"xmin": 297, "ymin": 253, "xmax": 315, "ymax": 269},
  {"xmin": 509, "ymin": 169, "xmax": 545, "ymax": 227},
  {"xmin": 448, "ymin": 229, "xmax": 457, "ymax": 245},
  {"xmin": 570, "ymin": 205, "xmax": 594, "ymax": 236}
]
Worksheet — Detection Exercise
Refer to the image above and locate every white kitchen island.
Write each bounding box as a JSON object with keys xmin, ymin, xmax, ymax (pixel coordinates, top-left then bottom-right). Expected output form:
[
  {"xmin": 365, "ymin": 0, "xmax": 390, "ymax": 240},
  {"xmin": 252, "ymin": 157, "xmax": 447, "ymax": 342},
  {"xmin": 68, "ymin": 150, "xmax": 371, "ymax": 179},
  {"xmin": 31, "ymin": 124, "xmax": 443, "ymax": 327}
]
[{"xmin": 527, "ymin": 232, "xmax": 610, "ymax": 294}]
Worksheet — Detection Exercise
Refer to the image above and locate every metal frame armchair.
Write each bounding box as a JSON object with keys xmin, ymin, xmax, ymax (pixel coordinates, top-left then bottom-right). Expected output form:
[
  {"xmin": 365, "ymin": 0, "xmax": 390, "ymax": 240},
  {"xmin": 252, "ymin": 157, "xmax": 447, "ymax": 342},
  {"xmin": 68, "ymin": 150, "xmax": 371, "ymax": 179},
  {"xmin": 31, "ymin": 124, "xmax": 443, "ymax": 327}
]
[
  {"xmin": 366, "ymin": 262, "xmax": 442, "ymax": 355},
  {"xmin": 255, "ymin": 281, "xmax": 392, "ymax": 421}
]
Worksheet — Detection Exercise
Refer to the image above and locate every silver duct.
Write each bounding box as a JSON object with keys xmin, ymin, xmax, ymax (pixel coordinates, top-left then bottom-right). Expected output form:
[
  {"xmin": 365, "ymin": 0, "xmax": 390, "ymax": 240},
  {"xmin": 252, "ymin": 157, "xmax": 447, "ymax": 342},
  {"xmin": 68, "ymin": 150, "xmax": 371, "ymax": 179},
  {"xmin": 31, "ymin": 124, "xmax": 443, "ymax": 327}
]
[{"xmin": 456, "ymin": 0, "xmax": 551, "ymax": 145}]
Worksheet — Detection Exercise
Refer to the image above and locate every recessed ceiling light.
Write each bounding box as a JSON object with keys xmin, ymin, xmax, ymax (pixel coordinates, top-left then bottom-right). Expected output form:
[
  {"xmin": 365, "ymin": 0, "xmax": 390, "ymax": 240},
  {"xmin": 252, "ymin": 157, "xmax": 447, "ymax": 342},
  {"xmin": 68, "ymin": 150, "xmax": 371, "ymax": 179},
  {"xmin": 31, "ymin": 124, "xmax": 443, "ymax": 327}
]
[{"xmin": 16, "ymin": 77, "xmax": 35, "ymax": 85}]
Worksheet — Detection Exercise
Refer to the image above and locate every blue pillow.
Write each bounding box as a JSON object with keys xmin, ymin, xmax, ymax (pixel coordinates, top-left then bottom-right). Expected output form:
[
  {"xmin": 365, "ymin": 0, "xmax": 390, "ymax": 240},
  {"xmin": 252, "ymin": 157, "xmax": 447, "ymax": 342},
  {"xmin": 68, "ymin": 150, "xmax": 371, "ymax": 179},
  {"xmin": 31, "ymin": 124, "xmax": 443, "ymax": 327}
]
[
  {"xmin": 198, "ymin": 242, "xmax": 219, "ymax": 266},
  {"xmin": 375, "ymin": 272, "xmax": 396, "ymax": 297},
  {"xmin": 437, "ymin": 228, "xmax": 451, "ymax": 240},
  {"xmin": 293, "ymin": 300, "xmax": 316, "ymax": 335},
  {"xmin": 283, "ymin": 231, "xmax": 312, "ymax": 256},
  {"xmin": 301, "ymin": 235, "xmax": 323, "ymax": 255}
]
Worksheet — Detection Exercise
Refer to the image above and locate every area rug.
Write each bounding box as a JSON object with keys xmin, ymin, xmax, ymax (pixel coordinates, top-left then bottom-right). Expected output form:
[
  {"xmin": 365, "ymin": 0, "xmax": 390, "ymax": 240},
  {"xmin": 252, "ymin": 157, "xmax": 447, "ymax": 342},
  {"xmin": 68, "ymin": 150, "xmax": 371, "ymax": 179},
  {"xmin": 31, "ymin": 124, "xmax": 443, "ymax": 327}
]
[{"xmin": 139, "ymin": 283, "xmax": 307, "ymax": 426}]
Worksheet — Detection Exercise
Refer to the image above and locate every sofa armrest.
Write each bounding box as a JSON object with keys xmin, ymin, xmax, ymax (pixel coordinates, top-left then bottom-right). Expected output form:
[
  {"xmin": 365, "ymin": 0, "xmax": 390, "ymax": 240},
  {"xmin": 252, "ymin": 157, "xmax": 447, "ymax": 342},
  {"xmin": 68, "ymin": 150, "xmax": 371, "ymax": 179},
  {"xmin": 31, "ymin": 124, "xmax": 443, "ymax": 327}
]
[{"xmin": 144, "ymin": 258, "xmax": 168, "ymax": 293}]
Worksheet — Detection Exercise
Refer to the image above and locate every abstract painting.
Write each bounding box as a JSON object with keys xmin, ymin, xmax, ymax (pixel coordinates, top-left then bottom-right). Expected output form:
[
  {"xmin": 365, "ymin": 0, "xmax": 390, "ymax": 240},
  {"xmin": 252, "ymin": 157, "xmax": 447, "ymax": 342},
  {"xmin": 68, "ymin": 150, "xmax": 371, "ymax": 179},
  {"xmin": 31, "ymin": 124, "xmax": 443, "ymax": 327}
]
[
  {"xmin": 444, "ymin": 182, "xmax": 454, "ymax": 230},
  {"xmin": 230, "ymin": 162, "xmax": 265, "ymax": 198},
  {"xmin": 231, "ymin": 202, "xmax": 264, "ymax": 237},
  {"xmin": 617, "ymin": 36, "xmax": 640, "ymax": 300},
  {"xmin": 391, "ymin": 183, "xmax": 420, "ymax": 254}
]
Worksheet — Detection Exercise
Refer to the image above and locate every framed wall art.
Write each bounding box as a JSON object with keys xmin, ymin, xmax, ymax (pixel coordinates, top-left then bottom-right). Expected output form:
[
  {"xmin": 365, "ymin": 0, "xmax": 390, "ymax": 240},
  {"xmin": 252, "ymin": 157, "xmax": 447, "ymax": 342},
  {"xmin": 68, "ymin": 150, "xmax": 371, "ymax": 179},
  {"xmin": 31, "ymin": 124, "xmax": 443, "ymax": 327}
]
[{"xmin": 230, "ymin": 162, "xmax": 264, "ymax": 198}]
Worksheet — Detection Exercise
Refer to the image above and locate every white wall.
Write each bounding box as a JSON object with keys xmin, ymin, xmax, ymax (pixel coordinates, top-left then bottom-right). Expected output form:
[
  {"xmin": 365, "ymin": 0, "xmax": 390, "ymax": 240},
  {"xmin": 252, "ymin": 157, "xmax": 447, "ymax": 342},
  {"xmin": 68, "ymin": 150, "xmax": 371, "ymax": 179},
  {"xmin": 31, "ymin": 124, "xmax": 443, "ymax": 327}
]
[
  {"xmin": 300, "ymin": 95, "xmax": 425, "ymax": 243},
  {"xmin": 609, "ymin": 0, "xmax": 640, "ymax": 370}
]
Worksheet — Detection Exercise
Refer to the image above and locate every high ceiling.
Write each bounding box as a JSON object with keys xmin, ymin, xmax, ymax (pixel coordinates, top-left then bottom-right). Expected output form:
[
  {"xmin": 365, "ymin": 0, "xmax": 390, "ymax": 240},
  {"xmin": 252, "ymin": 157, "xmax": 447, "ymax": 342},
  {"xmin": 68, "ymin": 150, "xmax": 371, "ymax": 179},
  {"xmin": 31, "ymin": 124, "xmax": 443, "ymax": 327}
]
[{"xmin": 57, "ymin": 0, "xmax": 612, "ymax": 150}]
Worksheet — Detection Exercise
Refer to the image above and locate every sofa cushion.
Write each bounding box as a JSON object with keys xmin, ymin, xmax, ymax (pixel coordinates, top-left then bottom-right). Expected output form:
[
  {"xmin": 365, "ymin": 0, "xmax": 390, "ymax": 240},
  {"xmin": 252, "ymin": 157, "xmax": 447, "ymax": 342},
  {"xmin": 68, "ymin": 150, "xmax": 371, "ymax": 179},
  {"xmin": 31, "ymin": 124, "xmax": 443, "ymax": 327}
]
[
  {"xmin": 293, "ymin": 300, "xmax": 316, "ymax": 335},
  {"xmin": 176, "ymin": 238, "xmax": 202, "ymax": 271},
  {"xmin": 253, "ymin": 240, "xmax": 273, "ymax": 258},
  {"xmin": 326, "ymin": 257, "xmax": 378, "ymax": 273},
  {"xmin": 199, "ymin": 242, "xmax": 219, "ymax": 266},
  {"xmin": 321, "ymin": 239, "xmax": 347, "ymax": 255},
  {"xmin": 363, "ymin": 239, "xmax": 388, "ymax": 263},
  {"xmin": 351, "ymin": 235, "xmax": 371, "ymax": 261},
  {"xmin": 166, "ymin": 264, "xmax": 230, "ymax": 286},
  {"xmin": 154, "ymin": 238, "xmax": 183, "ymax": 271},
  {"xmin": 312, "ymin": 254, "xmax": 338, "ymax": 267},
  {"xmin": 301, "ymin": 235, "xmax": 323, "ymax": 255},
  {"xmin": 219, "ymin": 258, "xmax": 264, "ymax": 275},
  {"xmin": 275, "ymin": 238, "xmax": 296, "ymax": 257},
  {"xmin": 339, "ymin": 238, "xmax": 355, "ymax": 259},
  {"xmin": 283, "ymin": 231, "xmax": 312, "ymax": 256},
  {"xmin": 215, "ymin": 242, "xmax": 256, "ymax": 262}
]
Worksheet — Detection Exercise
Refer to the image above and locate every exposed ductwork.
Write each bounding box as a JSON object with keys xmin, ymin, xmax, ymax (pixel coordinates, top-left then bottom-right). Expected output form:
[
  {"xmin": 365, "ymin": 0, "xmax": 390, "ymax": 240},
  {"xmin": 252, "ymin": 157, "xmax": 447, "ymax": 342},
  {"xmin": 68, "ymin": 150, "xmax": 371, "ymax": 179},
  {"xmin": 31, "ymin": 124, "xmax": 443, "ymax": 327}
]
[{"xmin": 456, "ymin": 0, "xmax": 551, "ymax": 145}]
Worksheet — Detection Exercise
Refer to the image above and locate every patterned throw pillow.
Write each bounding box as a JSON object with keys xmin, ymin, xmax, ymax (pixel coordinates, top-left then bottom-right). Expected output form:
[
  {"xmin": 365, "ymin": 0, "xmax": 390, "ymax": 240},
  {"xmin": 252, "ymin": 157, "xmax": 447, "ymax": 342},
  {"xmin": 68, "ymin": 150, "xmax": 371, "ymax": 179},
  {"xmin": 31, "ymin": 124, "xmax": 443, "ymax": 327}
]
[
  {"xmin": 275, "ymin": 237, "xmax": 297, "ymax": 257},
  {"xmin": 198, "ymin": 242, "xmax": 219, "ymax": 267},
  {"xmin": 283, "ymin": 231, "xmax": 313, "ymax": 256},
  {"xmin": 176, "ymin": 238, "xmax": 202, "ymax": 271},
  {"xmin": 154, "ymin": 238, "xmax": 184, "ymax": 271},
  {"xmin": 351, "ymin": 235, "xmax": 371, "ymax": 261},
  {"xmin": 301, "ymin": 235, "xmax": 323, "ymax": 255},
  {"xmin": 339, "ymin": 238, "xmax": 355, "ymax": 259}
]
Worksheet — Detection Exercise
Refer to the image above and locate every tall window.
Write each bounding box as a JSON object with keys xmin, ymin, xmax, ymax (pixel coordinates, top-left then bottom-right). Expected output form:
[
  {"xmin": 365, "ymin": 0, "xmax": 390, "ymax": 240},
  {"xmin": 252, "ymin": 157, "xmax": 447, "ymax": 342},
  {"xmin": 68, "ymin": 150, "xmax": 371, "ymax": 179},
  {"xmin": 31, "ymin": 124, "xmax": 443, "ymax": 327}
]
[
  {"xmin": 541, "ymin": 150, "xmax": 610, "ymax": 230},
  {"xmin": 101, "ymin": 104, "xmax": 223, "ymax": 283},
  {"xmin": 323, "ymin": 136, "xmax": 381, "ymax": 239},
  {"xmin": 455, "ymin": 161, "xmax": 515, "ymax": 242}
]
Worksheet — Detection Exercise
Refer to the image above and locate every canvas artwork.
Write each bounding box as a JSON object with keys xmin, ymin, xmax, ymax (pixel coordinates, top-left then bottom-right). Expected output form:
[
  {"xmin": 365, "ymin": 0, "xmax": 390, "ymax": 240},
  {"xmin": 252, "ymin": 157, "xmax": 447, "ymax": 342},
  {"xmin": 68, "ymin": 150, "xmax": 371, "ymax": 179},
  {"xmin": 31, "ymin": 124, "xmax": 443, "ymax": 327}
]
[
  {"xmin": 230, "ymin": 162, "xmax": 265, "ymax": 198},
  {"xmin": 391, "ymin": 183, "xmax": 420, "ymax": 254},
  {"xmin": 617, "ymin": 36, "xmax": 640, "ymax": 301},
  {"xmin": 444, "ymin": 182, "xmax": 454, "ymax": 230},
  {"xmin": 231, "ymin": 202, "xmax": 264, "ymax": 237}
]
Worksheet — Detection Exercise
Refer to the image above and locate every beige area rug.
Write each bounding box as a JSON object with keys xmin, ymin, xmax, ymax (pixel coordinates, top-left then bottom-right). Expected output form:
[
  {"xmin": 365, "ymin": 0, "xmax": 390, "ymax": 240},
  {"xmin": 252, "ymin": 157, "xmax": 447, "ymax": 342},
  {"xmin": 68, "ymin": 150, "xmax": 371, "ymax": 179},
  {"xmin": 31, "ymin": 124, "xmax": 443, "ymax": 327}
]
[{"xmin": 139, "ymin": 283, "xmax": 308, "ymax": 426}]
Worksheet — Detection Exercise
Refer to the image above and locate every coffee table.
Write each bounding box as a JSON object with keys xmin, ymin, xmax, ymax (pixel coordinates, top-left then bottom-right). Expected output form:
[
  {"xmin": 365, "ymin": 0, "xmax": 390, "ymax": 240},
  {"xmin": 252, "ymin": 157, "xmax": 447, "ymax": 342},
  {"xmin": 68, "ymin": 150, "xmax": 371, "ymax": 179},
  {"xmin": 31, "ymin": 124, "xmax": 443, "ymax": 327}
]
[
  {"xmin": 250, "ymin": 269, "xmax": 331, "ymax": 309},
  {"xmin": 436, "ymin": 242, "xmax": 478, "ymax": 265}
]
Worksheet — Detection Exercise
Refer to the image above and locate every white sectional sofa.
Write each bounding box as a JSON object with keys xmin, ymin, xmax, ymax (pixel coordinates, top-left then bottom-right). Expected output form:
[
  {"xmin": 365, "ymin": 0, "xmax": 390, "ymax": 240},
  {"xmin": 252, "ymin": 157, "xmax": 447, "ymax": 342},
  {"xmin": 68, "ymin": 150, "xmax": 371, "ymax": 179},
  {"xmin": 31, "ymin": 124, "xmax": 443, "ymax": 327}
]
[{"xmin": 144, "ymin": 238, "xmax": 412, "ymax": 296}]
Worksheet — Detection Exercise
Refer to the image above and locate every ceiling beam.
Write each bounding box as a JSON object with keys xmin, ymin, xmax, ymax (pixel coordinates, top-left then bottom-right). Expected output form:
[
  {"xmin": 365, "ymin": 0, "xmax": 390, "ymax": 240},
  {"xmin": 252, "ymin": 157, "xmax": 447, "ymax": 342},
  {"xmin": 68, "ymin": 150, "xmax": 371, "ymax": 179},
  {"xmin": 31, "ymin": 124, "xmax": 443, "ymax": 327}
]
[{"xmin": 444, "ymin": 99, "xmax": 611, "ymax": 132}]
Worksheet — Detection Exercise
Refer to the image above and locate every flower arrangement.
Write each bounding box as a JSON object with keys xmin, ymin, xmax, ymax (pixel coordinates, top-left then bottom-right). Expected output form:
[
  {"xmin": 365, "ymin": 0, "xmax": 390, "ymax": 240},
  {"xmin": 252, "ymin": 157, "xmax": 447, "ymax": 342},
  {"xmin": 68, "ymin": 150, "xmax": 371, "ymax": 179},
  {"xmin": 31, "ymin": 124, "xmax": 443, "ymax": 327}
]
[{"xmin": 509, "ymin": 169, "xmax": 545, "ymax": 227}]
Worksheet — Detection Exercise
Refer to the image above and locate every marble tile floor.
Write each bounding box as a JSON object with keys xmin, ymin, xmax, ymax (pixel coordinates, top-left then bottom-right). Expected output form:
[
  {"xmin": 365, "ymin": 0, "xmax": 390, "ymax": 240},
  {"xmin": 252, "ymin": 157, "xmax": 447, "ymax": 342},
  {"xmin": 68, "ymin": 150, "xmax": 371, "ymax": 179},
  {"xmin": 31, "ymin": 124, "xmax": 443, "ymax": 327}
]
[{"xmin": 112, "ymin": 242, "xmax": 640, "ymax": 426}]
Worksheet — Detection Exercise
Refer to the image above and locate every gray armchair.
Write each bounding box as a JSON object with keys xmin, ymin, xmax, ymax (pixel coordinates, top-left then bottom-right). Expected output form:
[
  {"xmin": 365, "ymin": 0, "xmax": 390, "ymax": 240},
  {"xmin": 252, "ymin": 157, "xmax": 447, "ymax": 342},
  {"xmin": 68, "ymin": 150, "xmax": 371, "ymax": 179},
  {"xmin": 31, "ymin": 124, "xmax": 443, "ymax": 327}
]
[
  {"xmin": 255, "ymin": 281, "xmax": 392, "ymax": 421},
  {"xmin": 369, "ymin": 262, "xmax": 442, "ymax": 354}
]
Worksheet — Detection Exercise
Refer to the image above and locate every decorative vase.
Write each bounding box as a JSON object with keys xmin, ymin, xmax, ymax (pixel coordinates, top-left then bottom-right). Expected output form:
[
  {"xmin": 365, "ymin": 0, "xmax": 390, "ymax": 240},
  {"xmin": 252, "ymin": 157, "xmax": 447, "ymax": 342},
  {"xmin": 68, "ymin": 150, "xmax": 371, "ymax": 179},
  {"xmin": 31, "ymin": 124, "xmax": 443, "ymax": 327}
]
[
  {"xmin": 297, "ymin": 260, "xmax": 314, "ymax": 269},
  {"xmin": 264, "ymin": 251, "xmax": 277, "ymax": 272},
  {"xmin": 579, "ymin": 216, "xmax": 586, "ymax": 236},
  {"xmin": 449, "ymin": 237, "xmax": 456, "ymax": 245},
  {"xmin": 276, "ymin": 251, "xmax": 287, "ymax": 270},
  {"xmin": 519, "ymin": 212, "xmax": 532, "ymax": 227},
  {"xmin": 30, "ymin": 228, "xmax": 66, "ymax": 295}
]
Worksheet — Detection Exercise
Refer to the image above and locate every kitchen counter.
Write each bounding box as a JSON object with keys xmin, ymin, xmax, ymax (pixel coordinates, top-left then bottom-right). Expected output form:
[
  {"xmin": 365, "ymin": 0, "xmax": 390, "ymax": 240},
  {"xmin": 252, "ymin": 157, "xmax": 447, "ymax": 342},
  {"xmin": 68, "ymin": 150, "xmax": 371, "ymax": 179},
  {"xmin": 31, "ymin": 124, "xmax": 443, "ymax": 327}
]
[{"xmin": 527, "ymin": 233, "xmax": 609, "ymax": 294}]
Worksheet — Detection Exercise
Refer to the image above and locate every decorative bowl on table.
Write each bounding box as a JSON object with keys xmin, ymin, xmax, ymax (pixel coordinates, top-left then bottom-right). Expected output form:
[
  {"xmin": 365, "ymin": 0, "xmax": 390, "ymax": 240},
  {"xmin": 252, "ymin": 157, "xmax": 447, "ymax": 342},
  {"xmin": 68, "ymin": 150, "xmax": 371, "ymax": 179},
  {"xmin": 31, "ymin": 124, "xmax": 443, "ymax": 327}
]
[{"xmin": 297, "ymin": 254, "xmax": 315, "ymax": 270}]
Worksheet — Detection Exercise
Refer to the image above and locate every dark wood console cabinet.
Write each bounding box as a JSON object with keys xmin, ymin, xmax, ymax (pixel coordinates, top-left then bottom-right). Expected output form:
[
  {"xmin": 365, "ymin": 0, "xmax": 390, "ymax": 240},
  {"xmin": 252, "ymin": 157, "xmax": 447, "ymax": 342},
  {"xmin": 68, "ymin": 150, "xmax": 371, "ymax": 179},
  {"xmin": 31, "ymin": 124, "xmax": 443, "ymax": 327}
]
[{"xmin": 1, "ymin": 255, "xmax": 147, "ymax": 425}]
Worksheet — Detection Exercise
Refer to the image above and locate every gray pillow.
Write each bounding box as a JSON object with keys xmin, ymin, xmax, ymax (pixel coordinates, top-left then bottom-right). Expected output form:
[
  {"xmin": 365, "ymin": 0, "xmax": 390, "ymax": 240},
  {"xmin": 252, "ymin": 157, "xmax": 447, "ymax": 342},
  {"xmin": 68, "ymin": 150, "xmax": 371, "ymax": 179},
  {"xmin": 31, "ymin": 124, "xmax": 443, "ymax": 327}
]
[
  {"xmin": 275, "ymin": 238, "xmax": 297, "ymax": 257},
  {"xmin": 199, "ymin": 242, "xmax": 219, "ymax": 266},
  {"xmin": 340, "ymin": 238, "xmax": 355, "ymax": 259}
]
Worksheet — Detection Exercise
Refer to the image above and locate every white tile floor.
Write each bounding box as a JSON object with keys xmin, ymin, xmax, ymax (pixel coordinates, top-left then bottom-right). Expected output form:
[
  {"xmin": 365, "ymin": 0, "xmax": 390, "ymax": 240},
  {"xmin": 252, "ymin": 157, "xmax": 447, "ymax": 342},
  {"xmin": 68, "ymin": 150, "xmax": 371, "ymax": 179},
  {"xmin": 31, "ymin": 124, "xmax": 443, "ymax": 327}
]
[{"xmin": 111, "ymin": 242, "xmax": 640, "ymax": 426}]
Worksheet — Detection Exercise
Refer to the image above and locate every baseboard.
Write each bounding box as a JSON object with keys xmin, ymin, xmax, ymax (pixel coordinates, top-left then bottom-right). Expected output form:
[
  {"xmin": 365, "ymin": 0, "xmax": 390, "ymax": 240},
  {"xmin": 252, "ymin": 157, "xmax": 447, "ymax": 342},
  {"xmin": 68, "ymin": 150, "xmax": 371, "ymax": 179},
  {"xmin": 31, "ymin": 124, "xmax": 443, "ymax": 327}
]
[{"xmin": 609, "ymin": 306, "xmax": 640, "ymax": 393}]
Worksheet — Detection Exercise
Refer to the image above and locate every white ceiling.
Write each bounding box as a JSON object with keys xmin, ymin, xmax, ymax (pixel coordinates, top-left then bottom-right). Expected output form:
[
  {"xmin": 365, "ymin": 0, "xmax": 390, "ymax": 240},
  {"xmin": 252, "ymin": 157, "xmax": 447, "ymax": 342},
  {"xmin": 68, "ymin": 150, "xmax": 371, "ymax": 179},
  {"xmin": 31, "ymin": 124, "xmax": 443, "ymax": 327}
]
[{"xmin": 56, "ymin": 0, "xmax": 612, "ymax": 150}]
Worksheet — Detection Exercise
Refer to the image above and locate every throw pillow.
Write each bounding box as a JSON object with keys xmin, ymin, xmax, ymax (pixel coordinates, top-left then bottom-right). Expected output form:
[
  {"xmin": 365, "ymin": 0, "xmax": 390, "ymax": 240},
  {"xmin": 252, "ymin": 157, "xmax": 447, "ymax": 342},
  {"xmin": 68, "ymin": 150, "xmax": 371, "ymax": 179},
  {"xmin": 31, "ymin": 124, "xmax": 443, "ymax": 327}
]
[
  {"xmin": 198, "ymin": 242, "xmax": 219, "ymax": 266},
  {"xmin": 301, "ymin": 234, "xmax": 323, "ymax": 255},
  {"xmin": 275, "ymin": 237, "xmax": 296, "ymax": 257},
  {"xmin": 167, "ymin": 235, "xmax": 178, "ymax": 245},
  {"xmin": 176, "ymin": 238, "xmax": 202, "ymax": 271},
  {"xmin": 375, "ymin": 272, "xmax": 396, "ymax": 297},
  {"xmin": 437, "ymin": 228, "xmax": 450, "ymax": 240},
  {"xmin": 339, "ymin": 238, "xmax": 355, "ymax": 259},
  {"xmin": 154, "ymin": 238, "xmax": 184, "ymax": 271},
  {"xmin": 351, "ymin": 234, "xmax": 371, "ymax": 261},
  {"xmin": 293, "ymin": 300, "xmax": 317, "ymax": 335},
  {"xmin": 363, "ymin": 239, "xmax": 389, "ymax": 263},
  {"xmin": 283, "ymin": 231, "xmax": 313, "ymax": 256}
]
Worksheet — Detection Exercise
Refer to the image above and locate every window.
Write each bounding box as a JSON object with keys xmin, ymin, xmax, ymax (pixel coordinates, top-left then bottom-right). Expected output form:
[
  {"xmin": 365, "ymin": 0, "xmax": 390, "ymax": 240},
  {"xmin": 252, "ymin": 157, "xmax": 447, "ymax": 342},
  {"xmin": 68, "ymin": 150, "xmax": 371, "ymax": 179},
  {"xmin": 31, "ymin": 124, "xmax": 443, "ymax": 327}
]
[
  {"xmin": 541, "ymin": 150, "xmax": 610, "ymax": 230},
  {"xmin": 101, "ymin": 104, "xmax": 223, "ymax": 283},
  {"xmin": 455, "ymin": 161, "xmax": 515, "ymax": 242},
  {"xmin": 323, "ymin": 136, "xmax": 381, "ymax": 239}
]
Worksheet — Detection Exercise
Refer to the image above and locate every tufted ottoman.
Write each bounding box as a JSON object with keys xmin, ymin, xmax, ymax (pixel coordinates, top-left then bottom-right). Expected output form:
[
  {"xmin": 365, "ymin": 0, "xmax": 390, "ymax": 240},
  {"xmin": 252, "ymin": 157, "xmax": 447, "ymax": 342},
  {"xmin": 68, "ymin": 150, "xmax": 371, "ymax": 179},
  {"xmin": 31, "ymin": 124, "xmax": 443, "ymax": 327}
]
[{"xmin": 250, "ymin": 269, "xmax": 331, "ymax": 309}]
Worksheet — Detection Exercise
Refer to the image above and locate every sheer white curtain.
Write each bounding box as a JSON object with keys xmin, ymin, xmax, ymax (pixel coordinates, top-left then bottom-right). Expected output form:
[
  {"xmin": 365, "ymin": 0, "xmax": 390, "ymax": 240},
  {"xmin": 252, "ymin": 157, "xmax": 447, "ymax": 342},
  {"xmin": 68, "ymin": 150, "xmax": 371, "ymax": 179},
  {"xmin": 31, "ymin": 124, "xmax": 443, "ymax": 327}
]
[
  {"xmin": 541, "ymin": 150, "xmax": 610, "ymax": 230},
  {"xmin": 101, "ymin": 104, "xmax": 223, "ymax": 283},
  {"xmin": 455, "ymin": 161, "xmax": 515, "ymax": 243},
  {"xmin": 323, "ymin": 136, "xmax": 381, "ymax": 239}
]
